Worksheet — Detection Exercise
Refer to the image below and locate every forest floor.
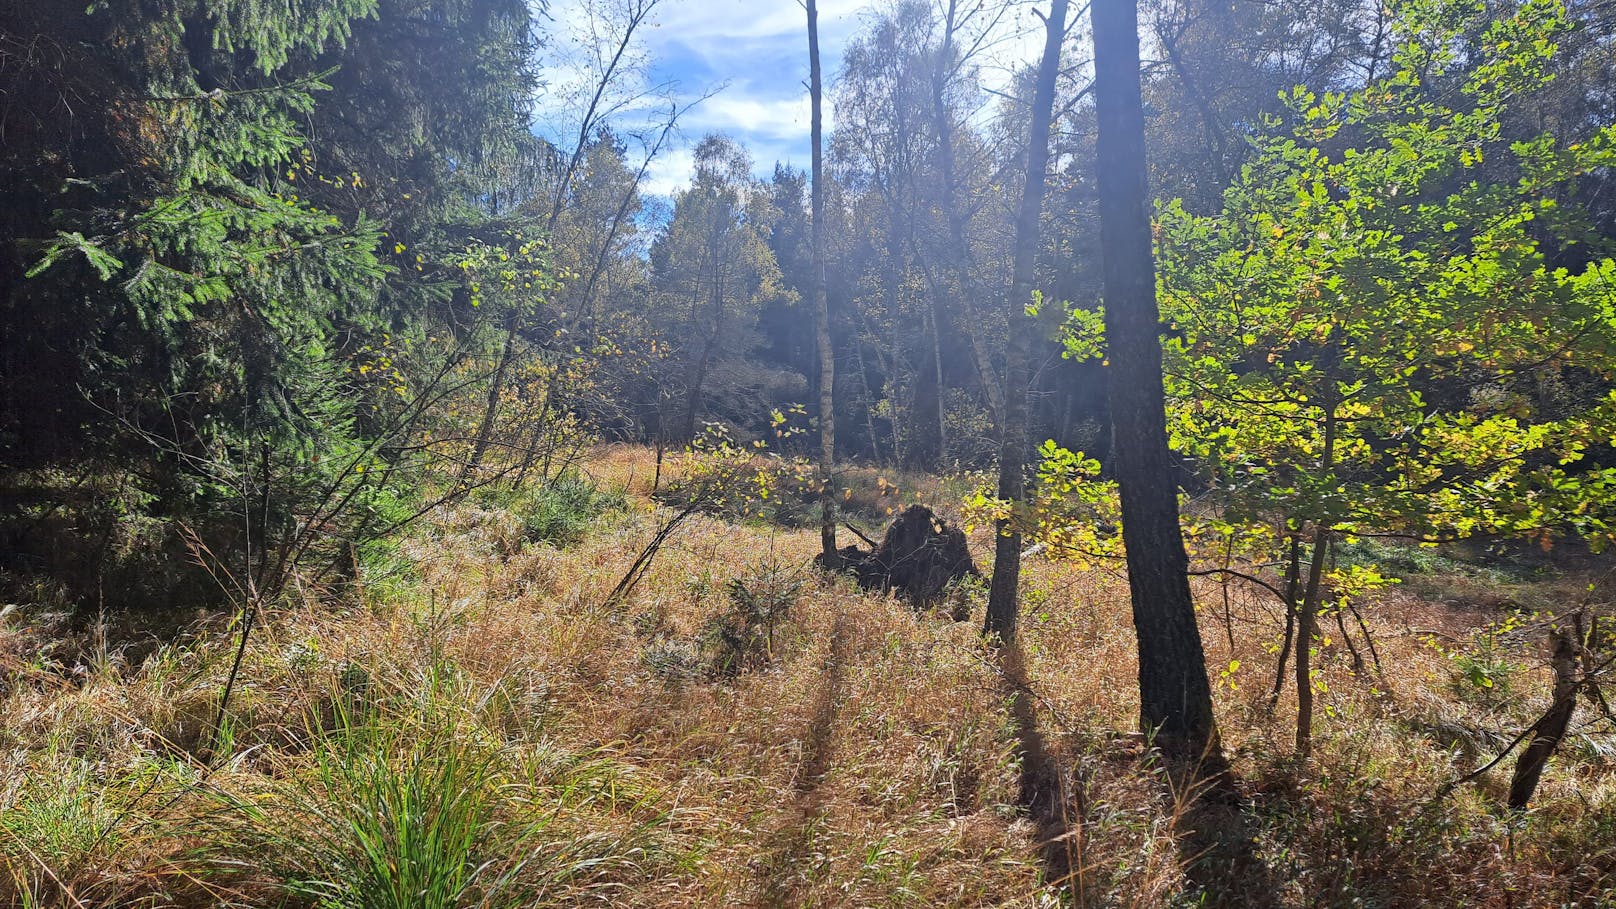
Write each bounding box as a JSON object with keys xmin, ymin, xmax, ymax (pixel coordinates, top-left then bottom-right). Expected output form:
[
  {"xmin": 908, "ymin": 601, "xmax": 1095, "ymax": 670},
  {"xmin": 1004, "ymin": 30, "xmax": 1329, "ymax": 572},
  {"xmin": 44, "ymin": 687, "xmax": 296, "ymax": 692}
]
[{"xmin": 3, "ymin": 444, "xmax": 1615, "ymax": 908}]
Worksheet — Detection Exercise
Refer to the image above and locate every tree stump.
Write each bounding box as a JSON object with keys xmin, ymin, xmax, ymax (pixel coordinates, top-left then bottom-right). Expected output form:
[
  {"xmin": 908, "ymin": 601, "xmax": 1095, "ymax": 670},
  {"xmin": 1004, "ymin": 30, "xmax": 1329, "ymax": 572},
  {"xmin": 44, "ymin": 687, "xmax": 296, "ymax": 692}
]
[{"xmin": 818, "ymin": 504, "xmax": 978, "ymax": 617}]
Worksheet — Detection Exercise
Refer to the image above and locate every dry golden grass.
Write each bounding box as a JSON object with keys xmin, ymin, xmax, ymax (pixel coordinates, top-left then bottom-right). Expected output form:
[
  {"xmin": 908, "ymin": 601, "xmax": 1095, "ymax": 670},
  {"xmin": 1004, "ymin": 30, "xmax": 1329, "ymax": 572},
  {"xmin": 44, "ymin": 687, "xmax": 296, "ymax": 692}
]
[{"xmin": 2, "ymin": 444, "xmax": 1614, "ymax": 907}]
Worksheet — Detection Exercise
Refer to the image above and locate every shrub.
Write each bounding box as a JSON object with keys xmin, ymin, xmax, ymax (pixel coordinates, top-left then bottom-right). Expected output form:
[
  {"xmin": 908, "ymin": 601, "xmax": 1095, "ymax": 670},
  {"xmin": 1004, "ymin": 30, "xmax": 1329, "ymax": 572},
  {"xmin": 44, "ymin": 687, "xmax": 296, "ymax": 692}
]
[
  {"xmin": 521, "ymin": 474, "xmax": 624, "ymax": 547},
  {"xmin": 1449, "ymin": 636, "xmax": 1520, "ymax": 708},
  {"xmin": 704, "ymin": 560, "xmax": 805, "ymax": 678}
]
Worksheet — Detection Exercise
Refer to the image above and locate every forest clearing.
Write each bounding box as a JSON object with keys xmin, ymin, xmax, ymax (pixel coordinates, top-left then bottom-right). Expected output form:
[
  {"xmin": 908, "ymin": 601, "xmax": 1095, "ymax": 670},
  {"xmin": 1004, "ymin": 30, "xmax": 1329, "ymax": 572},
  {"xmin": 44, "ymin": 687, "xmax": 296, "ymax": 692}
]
[
  {"xmin": 4, "ymin": 443, "xmax": 1614, "ymax": 907},
  {"xmin": 7, "ymin": 0, "xmax": 1616, "ymax": 903}
]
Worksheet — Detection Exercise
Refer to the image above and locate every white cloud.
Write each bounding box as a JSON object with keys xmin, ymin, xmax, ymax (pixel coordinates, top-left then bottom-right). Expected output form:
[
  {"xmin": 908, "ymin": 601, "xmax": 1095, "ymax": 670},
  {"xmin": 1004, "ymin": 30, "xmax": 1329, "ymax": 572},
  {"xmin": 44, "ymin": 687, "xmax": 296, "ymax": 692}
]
[
  {"xmin": 639, "ymin": 145, "xmax": 695, "ymax": 198},
  {"xmin": 702, "ymin": 94, "xmax": 809, "ymax": 140},
  {"xmin": 647, "ymin": 0, "xmax": 868, "ymax": 45},
  {"xmin": 540, "ymin": 0, "xmax": 1057, "ymax": 197},
  {"xmin": 625, "ymin": 0, "xmax": 865, "ymax": 192},
  {"xmin": 683, "ymin": 91, "xmax": 836, "ymax": 147}
]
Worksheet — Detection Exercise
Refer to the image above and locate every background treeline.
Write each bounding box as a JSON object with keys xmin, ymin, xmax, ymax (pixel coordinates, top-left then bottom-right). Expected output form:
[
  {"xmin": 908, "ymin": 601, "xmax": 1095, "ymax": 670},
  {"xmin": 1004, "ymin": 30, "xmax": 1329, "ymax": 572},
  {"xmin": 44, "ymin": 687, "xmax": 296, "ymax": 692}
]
[{"xmin": 5, "ymin": 0, "xmax": 1616, "ymax": 618}]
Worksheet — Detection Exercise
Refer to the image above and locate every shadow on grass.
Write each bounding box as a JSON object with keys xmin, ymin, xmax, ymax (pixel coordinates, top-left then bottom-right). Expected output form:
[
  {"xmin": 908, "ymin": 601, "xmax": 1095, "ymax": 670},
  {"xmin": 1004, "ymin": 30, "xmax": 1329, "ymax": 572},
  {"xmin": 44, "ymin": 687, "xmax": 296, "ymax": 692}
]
[
  {"xmin": 1172, "ymin": 765, "xmax": 1285, "ymax": 909},
  {"xmin": 752, "ymin": 607, "xmax": 851, "ymax": 908},
  {"xmin": 997, "ymin": 640, "xmax": 1283, "ymax": 908},
  {"xmin": 996, "ymin": 641, "xmax": 1074, "ymax": 889}
]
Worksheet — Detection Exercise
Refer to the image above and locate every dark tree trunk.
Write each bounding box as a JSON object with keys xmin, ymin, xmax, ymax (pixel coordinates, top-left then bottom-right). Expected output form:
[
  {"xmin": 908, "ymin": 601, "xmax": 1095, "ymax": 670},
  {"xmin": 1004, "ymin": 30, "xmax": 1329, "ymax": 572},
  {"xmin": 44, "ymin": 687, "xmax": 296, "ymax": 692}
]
[
  {"xmin": 1295, "ymin": 392, "xmax": 1337, "ymax": 759},
  {"xmin": 1092, "ymin": 0, "xmax": 1219, "ymax": 756},
  {"xmin": 926, "ymin": 279, "xmax": 948, "ymax": 469},
  {"xmin": 1268, "ymin": 532, "xmax": 1302, "ymax": 712},
  {"xmin": 1294, "ymin": 527, "xmax": 1329, "ymax": 759},
  {"xmin": 1509, "ymin": 629, "xmax": 1581, "ymax": 810},
  {"xmin": 809, "ymin": 0, "xmax": 838, "ymax": 566},
  {"xmin": 881, "ymin": 226, "xmax": 908, "ymax": 465},
  {"xmin": 462, "ymin": 313, "xmax": 518, "ymax": 485},
  {"xmin": 911, "ymin": 304, "xmax": 946, "ymax": 471},
  {"xmin": 985, "ymin": 0, "xmax": 1067, "ymax": 641},
  {"xmin": 683, "ymin": 324, "xmax": 718, "ymax": 444},
  {"xmin": 855, "ymin": 339, "xmax": 884, "ymax": 467}
]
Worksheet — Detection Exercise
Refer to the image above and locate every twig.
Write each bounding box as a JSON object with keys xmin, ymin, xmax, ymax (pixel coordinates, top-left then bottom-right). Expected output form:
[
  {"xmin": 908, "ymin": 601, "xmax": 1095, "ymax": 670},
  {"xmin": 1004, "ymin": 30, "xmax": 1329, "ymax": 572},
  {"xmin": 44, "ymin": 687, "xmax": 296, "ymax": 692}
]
[
  {"xmin": 842, "ymin": 521, "xmax": 879, "ymax": 548},
  {"xmin": 1439, "ymin": 706, "xmax": 1550, "ymax": 795},
  {"xmin": 210, "ymin": 597, "xmax": 259, "ymax": 754},
  {"xmin": 1437, "ymin": 651, "xmax": 1616, "ymax": 796},
  {"xmin": 1186, "ymin": 566, "xmax": 1291, "ymax": 605},
  {"xmin": 602, "ymin": 501, "xmax": 701, "ymax": 609}
]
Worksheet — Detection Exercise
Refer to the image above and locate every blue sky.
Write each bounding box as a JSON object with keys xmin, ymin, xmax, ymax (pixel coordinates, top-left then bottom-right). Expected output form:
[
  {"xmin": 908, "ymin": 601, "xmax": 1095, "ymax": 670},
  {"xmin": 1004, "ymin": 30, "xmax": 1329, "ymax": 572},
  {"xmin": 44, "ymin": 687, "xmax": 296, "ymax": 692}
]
[
  {"xmin": 632, "ymin": 0, "xmax": 869, "ymax": 194},
  {"xmin": 540, "ymin": 1, "xmax": 1047, "ymax": 197}
]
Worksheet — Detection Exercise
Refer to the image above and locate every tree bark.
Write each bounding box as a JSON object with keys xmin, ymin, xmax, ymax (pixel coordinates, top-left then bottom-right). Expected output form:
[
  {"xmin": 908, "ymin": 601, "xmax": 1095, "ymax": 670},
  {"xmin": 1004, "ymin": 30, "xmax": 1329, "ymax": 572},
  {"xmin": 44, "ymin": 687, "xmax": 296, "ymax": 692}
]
[
  {"xmin": 1294, "ymin": 527, "xmax": 1329, "ymax": 760},
  {"xmin": 809, "ymin": 0, "xmax": 838, "ymax": 566},
  {"xmin": 1295, "ymin": 392, "xmax": 1337, "ymax": 760},
  {"xmin": 1092, "ymin": 0, "xmax": 1219, "ymax": 756},
  {"xmin": 1508, "ymin": 628, "xmax": 1581, "ymax": 810},
  {"xmin": 985, "ymin": 0, "xmax": 1067, "ymax": 641},
  {"xmin": 1268, "ymin": 532, "xmax": 1302, "ymax": 712}
]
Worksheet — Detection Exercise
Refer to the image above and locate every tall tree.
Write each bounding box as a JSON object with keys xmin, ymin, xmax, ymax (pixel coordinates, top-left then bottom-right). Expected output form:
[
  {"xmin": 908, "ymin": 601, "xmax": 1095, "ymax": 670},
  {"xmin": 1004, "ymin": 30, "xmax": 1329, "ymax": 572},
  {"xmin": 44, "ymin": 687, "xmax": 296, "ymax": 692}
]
[
  {"xmin": 832, "ymin": 1, "xmax": 1002, "ymax": 469},
  {"xmin": 1154, "ymin": 0, "xmax": 1616, "ymax": 758},
  {"xmin": 809, "ymin": 0, "xmax": 838, "ymax": 565},
  {"xmin": 928, "ymin": 0, "xmax": 1012, "ymax": 428},
  {"xmin": 835, "ymin": 3, "xmax": 943, "ymax": 468},
  {"xmin": 1091, "ymin": 0, "xmax": 1219, "ymax": 754},
  {"xmin": 0, "ymin": 0, "xmax": 543, "ymax": 612},
  {"xmin": 985, "ymin": 0, "xmax": 1069, "ymax": 640}
]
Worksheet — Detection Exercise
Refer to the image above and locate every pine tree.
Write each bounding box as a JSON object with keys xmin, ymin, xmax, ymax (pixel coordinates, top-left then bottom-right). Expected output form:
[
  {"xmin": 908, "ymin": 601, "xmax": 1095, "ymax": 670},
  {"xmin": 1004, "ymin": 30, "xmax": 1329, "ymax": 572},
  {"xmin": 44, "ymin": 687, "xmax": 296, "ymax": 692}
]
[{"xmin": 1, "ymin": 0, "xmax": 542, "ymax": 610}]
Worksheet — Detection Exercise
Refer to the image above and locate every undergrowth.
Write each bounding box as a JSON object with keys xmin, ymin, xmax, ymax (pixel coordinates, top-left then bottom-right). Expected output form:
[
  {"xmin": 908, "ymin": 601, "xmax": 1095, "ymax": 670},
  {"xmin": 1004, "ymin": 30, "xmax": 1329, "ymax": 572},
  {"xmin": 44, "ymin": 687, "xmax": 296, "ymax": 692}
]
[
  {"xmin": 2, "ymin": 445, "xmax": 1614, "ymax": 908},
  {"xmin": 521, "ymin": 474, "xmax": 626, "ymax": 548}
]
